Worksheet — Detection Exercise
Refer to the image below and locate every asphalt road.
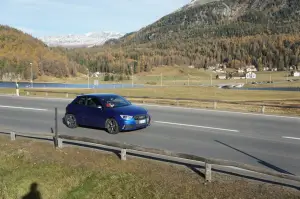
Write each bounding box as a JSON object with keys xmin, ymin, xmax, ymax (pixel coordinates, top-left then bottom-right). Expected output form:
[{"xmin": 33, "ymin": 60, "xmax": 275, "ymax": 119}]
[{"xmin": 1, "ymin": 95, "xmax": 300, "ymax": 176}]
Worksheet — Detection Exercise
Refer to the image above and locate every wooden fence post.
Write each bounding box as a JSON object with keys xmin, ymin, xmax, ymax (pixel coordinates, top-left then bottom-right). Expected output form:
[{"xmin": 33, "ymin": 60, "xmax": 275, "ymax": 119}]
[
  {"xmin": 261, "ymin": 105, "xmax": 265, "ymax": 114},
  {"xmin": 10, "ymin": 132, "xmax": 16, "ymax": 141},
  {"xmin": 213, "ymin": 102, "xmax": 217, "ymax": 109},
  {"xmin": 121, "ymin": 149, "xmax": 127, "ymax": 160},
  {"xmin": 205, "ymin": 162, "xmax": 212, "ymax": 182}
]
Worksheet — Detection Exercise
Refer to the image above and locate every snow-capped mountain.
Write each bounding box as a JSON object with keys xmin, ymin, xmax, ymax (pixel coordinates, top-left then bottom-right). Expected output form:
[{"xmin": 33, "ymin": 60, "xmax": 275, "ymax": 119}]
[
  {"xmin": 174, "ymin": 0, "xmax": 218, "ymax": 13},
  {"xmin": 39, "ymin": 31, "xmax": 124, "ymax": 48}
]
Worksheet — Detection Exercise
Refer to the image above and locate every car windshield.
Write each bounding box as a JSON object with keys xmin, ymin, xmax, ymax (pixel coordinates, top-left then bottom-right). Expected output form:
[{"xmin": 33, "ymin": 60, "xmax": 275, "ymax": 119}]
[{"xmin": 100, "ymin": 95, "xmax": 131, "ymax": 108}]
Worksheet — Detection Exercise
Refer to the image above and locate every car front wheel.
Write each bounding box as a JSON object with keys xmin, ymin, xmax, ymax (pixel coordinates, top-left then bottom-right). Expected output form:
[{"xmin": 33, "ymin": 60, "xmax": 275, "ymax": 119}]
[{"xmin": 105, "ymin": 118, "xmax": 119, "ymax": 134}]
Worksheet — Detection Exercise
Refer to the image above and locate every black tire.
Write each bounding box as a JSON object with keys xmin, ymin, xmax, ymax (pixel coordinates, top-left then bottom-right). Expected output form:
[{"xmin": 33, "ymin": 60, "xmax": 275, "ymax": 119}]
[
  {"xmin": 105, "ymin": 118, "xmax": 120, "ymax": 134},
  {"xmin": 64, "ymin": 114, "xmax": 78, "ymax": 129}
]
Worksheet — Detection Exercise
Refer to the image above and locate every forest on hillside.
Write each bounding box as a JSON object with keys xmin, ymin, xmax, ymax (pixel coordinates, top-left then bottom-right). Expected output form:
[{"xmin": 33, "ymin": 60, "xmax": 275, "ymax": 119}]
[
  {"xmin": 63, "ymin": 34, "xmax": 300, "ymax": 78},
  {"xmin": 0, "ymin": 25, "xmax": 85, "ymax": 81}
]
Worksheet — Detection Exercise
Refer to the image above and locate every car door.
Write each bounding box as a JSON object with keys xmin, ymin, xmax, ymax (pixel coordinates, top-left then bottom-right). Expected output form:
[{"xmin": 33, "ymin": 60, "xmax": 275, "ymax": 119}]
[
  {"xmin": 84, "ymin": 97, "xmax": 105, "ymax": 128},
  {"xmin": 70, "ymin": 96, "xmax": 87, "ymax": 125}
]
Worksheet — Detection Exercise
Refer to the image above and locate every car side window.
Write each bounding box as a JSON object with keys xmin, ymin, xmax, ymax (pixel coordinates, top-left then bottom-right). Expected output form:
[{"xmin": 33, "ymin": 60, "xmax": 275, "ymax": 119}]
[
  {"xmin": 86, "ymin": 97, "xmax": 100, "ymax": 108},
  {"xmin": 75, "ymin": 96, "xmax": 86, "ymax": 105}
]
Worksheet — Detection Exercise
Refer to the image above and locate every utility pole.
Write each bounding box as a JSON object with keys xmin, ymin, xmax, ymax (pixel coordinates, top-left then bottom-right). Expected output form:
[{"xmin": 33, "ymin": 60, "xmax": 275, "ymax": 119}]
[
  {"xmin": 30, "ymin": 63, "xmax": 33, "ymax": 88},
  {"xmin": 131, "ymin": 66, "xmax": 134, "ymax": 87},
  {"xmin": 87, "ymin": 68, "xmax": 90, "ymax": 89}
]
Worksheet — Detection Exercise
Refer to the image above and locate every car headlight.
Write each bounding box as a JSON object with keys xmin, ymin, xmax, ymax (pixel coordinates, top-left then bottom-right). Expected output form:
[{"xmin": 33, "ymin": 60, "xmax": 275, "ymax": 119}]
[{"xmin": 120, "ymin": 115, "xmax": 133, "ymax": 120}]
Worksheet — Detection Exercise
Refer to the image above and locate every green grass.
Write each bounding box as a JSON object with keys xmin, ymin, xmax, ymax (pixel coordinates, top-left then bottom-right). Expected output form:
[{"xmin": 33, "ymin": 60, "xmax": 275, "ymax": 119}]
[{"xmin": 0, "ymin": 135, "xmax": 299, "ymax": 199}]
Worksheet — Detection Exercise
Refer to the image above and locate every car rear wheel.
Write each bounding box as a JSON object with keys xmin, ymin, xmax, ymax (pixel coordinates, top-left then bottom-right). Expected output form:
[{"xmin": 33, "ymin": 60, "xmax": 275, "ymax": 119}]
[
  {"xmin": 65, "ymin": 114, "xmax": 78, "ymax": 129},
  {"xmin": 105, "ymin": 118, "xmax": 119, "ymax": 134}
]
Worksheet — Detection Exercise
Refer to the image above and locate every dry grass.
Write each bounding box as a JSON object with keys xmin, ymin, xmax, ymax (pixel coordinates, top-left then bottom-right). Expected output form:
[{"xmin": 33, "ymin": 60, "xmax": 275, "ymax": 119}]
[
  {"xmin": 0, "ymin": 135, "xmax": 299, "ymax": 199},
  {"xmin": 1, "ymin": 86, "xmax": 300, "ymax": 116},
  {"xmin": 21, "ymin": 86, "xmax": 300, "ymax": 101}
]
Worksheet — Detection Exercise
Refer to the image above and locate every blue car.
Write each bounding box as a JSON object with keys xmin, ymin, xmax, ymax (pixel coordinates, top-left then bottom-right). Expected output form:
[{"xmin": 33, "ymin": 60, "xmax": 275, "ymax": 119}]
[{"xmin": 63, "ymin": 93, "xmax": 151, "ymax": 134}]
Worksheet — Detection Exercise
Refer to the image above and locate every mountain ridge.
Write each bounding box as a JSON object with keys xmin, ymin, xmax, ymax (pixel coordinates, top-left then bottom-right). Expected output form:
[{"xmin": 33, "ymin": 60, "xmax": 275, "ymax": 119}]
[{"xmin": 40, "ymin": 31, "xmax": 124, "ymax": 48}]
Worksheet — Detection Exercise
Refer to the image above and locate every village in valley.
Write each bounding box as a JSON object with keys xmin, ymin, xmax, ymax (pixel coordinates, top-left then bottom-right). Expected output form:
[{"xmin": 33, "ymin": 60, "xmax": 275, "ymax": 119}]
[{"xmin": 207, "ymin": 64, "xmax": 300, "ymax": 81}]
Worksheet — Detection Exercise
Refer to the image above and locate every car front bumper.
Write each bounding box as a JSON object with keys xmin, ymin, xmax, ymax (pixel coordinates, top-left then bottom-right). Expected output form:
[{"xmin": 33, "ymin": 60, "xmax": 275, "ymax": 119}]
[{"xmin": 118, "ymin": 114, "xmax": 151, "ymax": 131}]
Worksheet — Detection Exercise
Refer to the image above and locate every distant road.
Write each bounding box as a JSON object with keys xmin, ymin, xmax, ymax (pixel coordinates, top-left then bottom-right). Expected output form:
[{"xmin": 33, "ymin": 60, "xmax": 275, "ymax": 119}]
[{"xmin": 0, "ymin": 95, "xmax": 300, "ymax": 175}]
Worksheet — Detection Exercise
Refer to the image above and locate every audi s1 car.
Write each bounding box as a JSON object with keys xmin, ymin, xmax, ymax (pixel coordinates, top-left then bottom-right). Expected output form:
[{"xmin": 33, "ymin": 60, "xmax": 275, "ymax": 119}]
[{"xmin": 63, "ymin": 93, "xmax": 151, "ymax": 134}]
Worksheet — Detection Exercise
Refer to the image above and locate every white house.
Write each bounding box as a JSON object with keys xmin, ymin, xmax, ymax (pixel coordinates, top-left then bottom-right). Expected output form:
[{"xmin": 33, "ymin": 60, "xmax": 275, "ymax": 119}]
[
  {"xmin": 246, "ymin": 67, "xmax": 257, "ymax": 72},
  {"xmin": 246, "ymin": 72, "xmax": 257, "ymax": 79},
  {"xmin": 216, "ymin": 75, "xmax": 226, "ymax": 80},
  {"xmin": 292, "ymin": 71, "xmax": 300, "ymax": 77},
  {"xmin": 237, "ymin": 68, "xmax": 244, "ymax": 73}
]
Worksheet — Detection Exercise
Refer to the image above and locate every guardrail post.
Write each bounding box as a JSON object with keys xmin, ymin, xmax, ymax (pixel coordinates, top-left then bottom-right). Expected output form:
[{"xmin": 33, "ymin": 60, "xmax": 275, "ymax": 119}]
[
  {"xmin": 66, "ymin": 93, "xmax": 68, "ymax": 98},
  {"xmin": 205, "ymin": 162, "xmax": 212, "ymax": 182},
  {"xmin": 10, "ymin": 132, "xmax": 16, "ymax": 141},
  {"xmin": 45, "ymin": 92, "xmax": 48, "ymax": 97},
  {"xmin": 176, "ymin": 100, "xmax": 179, "ymax": 106},
  {"xmin": 57, "ymin": 138, "xmax": 63, "ymax": 148},
  {"xmin": 26, "ymin": 91, "xmax": 29, "ymax": 96},
  {"xmin": 213, "ymin": 101, "xmax": 217, "ymax": 109},
  {"xmin": 261, "ymin": 105, "xmax": 265, "ymax": 114},
  {"xmin": 121, "ymin": 149, "xmax": 127, "ymax": 160}
]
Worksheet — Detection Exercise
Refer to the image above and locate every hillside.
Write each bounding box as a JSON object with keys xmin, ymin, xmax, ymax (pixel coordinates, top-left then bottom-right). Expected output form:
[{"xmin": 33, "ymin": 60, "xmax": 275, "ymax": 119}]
[
  {"xmin": 0, "ymin": 25, "xmax": 86, "ymax": 81},
  {"xmin": 64, "ymin": 0, "xmax": 300, "ymax": 76},
  {"xmin": 120, "ymin": 0, "xmax": 300, "ymax": 44}
]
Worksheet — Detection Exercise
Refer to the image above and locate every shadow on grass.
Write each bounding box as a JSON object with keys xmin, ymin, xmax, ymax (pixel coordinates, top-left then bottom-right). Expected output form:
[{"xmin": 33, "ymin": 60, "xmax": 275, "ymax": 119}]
[{"xmin": 22, "ymin": 182, "xmax": 42, "ymax": 199}]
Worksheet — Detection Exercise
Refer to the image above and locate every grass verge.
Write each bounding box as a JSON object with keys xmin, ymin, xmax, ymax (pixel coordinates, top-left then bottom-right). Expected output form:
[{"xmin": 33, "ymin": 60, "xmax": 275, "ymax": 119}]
[
  {"xmin": 0, "ymin": 135, "xmax": 299, "ymax": 199},
  {"xmin": 1, "ymin": 86, "xmax": 300, "ymax": 116}
]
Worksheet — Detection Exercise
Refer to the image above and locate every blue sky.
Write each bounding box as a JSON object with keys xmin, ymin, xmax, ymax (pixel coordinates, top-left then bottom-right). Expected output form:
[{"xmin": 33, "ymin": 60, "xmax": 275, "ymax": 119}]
[{"xmin": 1, "ymin": 0, "xmax": 190, "ymax": 37}]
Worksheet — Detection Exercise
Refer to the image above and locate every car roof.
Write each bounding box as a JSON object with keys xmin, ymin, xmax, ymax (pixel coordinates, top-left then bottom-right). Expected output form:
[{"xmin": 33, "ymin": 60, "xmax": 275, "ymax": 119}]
[{"xmin": 77, "ymin": 93, "xmax": 120, "ymax": 98}]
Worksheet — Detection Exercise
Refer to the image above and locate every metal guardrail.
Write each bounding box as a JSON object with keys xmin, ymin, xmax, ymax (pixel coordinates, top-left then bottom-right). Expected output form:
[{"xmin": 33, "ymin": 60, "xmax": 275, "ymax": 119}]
[{"xmin": 1, "ymin": 126, "xmax": 300, "ymax": 183}]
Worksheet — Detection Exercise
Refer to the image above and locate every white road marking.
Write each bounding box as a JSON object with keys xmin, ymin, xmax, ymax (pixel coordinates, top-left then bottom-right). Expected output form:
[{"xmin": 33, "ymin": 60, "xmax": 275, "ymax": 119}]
[
  {"xmin": 155, "ymin": 121, "xmax": 239, "ymax": 132},
  {"xmin": 282, "ymin": 136, "xmax": 300, "ymax": 140},
  {"xmin": 0, "ymin": 105, "xmax": 48, "ymax": 111},
  {"xmin": 0, "ymin": 95, "xmax": 299, "ymax": 120}
]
